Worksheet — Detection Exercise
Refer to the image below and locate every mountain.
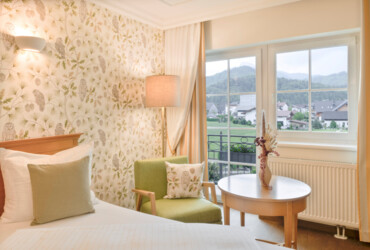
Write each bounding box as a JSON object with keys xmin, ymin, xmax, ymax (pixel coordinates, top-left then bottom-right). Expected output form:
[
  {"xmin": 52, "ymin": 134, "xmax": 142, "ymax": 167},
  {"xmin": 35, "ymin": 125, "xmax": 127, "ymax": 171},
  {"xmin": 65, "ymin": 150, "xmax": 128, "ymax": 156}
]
[
  {"xmin": 206, "ymin": 65, "xmax": 255, "ymax": 87},
  {"xmin": 206, "ymin": 66, "xmax": 348, "ymax": 107},
  {"xmin": 312, "ymin": 71, "xmax": 348, "ymax": 88},
  {"xmin": 277, "ymin": 71, "xmax": 308, "ymax": 80}
]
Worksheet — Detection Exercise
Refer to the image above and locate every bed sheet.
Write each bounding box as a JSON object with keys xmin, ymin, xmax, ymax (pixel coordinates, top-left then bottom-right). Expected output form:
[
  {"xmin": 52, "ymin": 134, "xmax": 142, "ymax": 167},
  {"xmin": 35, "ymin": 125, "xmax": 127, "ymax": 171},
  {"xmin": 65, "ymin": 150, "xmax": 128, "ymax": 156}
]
[{"xmin": 0, "ymin": 200, "xmax": 285, "ymax": 249}]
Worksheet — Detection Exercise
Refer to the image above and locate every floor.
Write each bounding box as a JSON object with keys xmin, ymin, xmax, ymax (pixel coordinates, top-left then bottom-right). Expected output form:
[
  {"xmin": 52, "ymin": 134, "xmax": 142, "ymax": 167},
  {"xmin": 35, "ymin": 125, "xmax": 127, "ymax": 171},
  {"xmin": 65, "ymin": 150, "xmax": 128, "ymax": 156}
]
[{"xmin": 222, "ymin": 206, "xmax": 370, "ymax": 250}]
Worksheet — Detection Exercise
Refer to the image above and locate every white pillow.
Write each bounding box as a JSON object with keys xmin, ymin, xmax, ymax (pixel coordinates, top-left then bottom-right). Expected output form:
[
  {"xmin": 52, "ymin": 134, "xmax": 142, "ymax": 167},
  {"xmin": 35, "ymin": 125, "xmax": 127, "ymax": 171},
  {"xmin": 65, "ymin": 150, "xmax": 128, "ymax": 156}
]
[
  {"xmin": 0, "ymin": 142, "xmax": 94, "ymax": 223},
  {"xmin": 164, "ymin": 161, "xmax": 204, "ymax": 199}
]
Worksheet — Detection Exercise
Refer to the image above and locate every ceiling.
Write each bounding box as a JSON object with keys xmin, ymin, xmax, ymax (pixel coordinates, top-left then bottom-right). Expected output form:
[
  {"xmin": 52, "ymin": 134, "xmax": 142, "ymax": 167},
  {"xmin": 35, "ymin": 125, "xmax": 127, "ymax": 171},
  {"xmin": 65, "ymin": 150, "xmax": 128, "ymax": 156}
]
[{"xmin": 91, "ymin": 0, "xmax": 301, "ymax": 30}]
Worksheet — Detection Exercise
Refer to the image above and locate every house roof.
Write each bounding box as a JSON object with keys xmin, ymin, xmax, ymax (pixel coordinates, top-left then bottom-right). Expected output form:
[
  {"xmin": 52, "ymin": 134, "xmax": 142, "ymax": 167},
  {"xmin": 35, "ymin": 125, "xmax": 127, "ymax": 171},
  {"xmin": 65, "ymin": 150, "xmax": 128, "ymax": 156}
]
[
  {"xmin": 290, "ymin": 120, "xmax": 308, "ymax": 125},
  {"xmin": 321, "ymin": 111, "xmax": 348, "ymax": 121},
  {"xmin": 206, "ymin": 103, "xmax": 217, "ymax": 111},
  {"xmin": 312, "ymin": 100, "xmax": 343, "ymax": 113},
  {"xmin": 277, "ymin": 101, "xmax": 287, "ymax": 107},
  {"xmin": 276, "ymin": 110, "xmax": 291, "ymax": 117},
  {"xmin": 333, "ymin": 100, "xmax": 348, "ymax": 111}
]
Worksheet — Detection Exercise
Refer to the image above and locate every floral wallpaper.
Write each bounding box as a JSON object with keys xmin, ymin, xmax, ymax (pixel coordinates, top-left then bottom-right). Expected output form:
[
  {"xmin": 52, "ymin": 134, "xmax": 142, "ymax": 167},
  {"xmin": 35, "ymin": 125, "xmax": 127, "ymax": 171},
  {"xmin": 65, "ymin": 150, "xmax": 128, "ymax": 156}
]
[{"xmin": 0, "ymin": 0, "xmax": 164, "ymax": 208}]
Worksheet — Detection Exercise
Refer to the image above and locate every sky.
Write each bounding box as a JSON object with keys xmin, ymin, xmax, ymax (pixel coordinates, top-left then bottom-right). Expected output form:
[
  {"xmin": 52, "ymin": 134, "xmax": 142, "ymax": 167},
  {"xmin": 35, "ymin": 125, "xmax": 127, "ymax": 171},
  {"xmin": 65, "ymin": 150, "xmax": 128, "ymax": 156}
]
[
  {"xmin": 206, "ymin": 46, "xmax": 348, "ymax": 77},
  {"xmin": 206, "ymin": 57, "xmax": 255, "ymax": 76}
]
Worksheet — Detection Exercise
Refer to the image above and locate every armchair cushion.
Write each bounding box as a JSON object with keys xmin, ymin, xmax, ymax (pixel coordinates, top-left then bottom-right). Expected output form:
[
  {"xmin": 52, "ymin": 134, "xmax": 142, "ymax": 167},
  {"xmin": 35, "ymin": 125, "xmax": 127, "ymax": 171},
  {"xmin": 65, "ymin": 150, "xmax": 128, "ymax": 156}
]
[
  {"xmin": 134, "ymin": 156, "xmax": 188, "ymax": 204},
  {"xmin": 140, "ymin": 198, "xmax": 221, "ymax": 224}
]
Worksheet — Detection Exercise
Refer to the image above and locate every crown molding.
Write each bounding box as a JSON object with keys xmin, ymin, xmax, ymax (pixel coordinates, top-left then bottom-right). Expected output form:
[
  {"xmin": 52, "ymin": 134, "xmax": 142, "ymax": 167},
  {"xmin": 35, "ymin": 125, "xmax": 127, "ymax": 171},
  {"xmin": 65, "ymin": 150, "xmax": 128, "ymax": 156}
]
[{"xmin": 90, "ymin": 0, "xmax": 301, "ymax": 30}]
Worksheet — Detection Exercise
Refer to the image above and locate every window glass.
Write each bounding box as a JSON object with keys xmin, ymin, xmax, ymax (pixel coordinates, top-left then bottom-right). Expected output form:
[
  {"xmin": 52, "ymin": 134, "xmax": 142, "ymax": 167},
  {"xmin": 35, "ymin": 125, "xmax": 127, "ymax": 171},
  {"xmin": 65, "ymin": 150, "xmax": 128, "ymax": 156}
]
[
  {"xmin": 276, "ymin": 46, "xmax": 349, "ymax": 133},
  {"xmin": 230, "ymin": 94, "xmax": 256, "ymax": 128},
  {"xmin": 311, "ymin": 91, "xmax": 348, "ymax": 132},
  {"xmin": 311, "ymin": 46, "xmax": 348, "ymax": 89},
  {"xmin": 276, "ymin": 50, "xmax": 309, "ymax": 91},
  {"xmin": 206, "ymin": 57, "xmax": 257, "ymax": 183},
  {"xmin": 277, "ymin": 92, "xmax": 308, "ymax": 131},
  {"xmin": 230, "ymin": 57, "xmax": 256, "ymax": 93},
  {"xmin": 206, "ymin": 60, "xmax": 228, "ymax": 94}
]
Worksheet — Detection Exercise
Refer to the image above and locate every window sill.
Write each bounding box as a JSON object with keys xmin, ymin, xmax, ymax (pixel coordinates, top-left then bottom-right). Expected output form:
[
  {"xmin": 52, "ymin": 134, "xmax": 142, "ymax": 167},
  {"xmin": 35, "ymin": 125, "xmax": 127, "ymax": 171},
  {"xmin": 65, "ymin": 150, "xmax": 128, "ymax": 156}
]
[{"xmin": 278, "ymin": 141, "xmax": 357, "ymax": 152}]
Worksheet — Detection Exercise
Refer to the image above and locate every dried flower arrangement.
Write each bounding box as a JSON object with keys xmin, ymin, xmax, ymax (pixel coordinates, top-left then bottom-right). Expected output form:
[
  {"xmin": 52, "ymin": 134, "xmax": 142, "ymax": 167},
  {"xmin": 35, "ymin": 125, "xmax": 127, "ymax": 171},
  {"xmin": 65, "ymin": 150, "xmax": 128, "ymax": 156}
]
[{"xmin": 254, "ymin": 111, "xmax": 279, "ymax": 188}]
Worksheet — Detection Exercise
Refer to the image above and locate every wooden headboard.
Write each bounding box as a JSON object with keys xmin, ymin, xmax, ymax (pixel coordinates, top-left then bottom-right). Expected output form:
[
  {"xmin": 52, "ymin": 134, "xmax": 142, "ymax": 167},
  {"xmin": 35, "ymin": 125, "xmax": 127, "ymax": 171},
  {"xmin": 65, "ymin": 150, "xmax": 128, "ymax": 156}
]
[{"xmin": 0, "ymin": 133, "xmax": 82, "ymax": 216}]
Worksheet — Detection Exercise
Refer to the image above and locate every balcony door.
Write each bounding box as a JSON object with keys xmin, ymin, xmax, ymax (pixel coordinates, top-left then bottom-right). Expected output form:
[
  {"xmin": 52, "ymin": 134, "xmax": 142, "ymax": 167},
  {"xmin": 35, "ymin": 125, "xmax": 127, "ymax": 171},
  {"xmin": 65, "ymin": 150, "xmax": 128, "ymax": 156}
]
[{"xmin": 206, "ymin": 52, "xmax": 261, "ymax": 183}]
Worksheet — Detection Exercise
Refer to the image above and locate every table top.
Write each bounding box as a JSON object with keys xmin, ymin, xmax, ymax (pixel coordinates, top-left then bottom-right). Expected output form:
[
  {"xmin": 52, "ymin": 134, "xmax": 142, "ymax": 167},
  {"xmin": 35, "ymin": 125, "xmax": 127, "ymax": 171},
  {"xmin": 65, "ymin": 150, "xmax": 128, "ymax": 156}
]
[{"xmin": 218, "ymin": 174, "xmax": 311, "ymax": 202}]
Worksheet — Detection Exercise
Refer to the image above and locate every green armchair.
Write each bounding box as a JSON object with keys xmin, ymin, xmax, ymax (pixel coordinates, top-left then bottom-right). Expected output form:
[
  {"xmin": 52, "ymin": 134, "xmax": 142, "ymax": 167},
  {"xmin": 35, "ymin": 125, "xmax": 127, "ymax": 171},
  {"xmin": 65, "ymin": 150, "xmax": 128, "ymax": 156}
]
[{"xmin": 132, "ymin": 156, "xmax": 222, "ymax": 224}]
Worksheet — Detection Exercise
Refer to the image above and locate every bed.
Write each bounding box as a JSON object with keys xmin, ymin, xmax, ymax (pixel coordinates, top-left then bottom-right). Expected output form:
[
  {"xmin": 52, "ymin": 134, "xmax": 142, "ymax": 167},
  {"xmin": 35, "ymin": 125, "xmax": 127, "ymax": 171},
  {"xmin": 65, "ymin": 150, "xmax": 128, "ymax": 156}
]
[{"xmin": 0, "ymin": 134, "xmax": 285, "ymax": 249}]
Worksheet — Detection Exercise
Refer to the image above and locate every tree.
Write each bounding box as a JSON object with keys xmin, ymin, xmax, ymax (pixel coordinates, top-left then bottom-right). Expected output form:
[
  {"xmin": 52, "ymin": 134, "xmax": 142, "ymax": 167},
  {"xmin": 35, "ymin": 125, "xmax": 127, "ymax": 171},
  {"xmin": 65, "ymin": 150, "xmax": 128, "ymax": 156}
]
[
  {"xmin": 240, "ymin": 118, "xmax": 247, "ymax": 125},
  {"xmin": 330, "ymin": 120, "xmax": 337, "ymax": 129},
  {"xmin": 277, "ymin": 122, "xmax": 283, "ymax": 129},
  {"xmin": 292, "ymin": 112, "xmax": 305, "ymax": 121},
  {"xmin": 217, "ymin": 114, "xmax": 227, "ymax": 123},
  {"xmin": 312, "ymin": 119, "xmax": 323, "ymax": 129}
]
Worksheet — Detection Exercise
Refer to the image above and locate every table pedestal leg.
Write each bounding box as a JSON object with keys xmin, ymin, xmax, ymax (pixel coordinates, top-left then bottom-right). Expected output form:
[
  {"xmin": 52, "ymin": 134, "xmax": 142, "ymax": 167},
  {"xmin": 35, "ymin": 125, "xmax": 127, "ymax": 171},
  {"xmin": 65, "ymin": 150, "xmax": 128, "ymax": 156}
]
[
  {"xmin": 292, "ymin": 213, "xmax": 298, "ymax": 249},
  {"xmin": 284, "ymin": 202, "xmax": 293, "ymax": 248},
  {"xmin": 222, "ymin": 193, "xmax": 230, "ymax": 225},
  {"xmin": 240, "ymin": 212, "xmax": 245, "ymax": 227}
]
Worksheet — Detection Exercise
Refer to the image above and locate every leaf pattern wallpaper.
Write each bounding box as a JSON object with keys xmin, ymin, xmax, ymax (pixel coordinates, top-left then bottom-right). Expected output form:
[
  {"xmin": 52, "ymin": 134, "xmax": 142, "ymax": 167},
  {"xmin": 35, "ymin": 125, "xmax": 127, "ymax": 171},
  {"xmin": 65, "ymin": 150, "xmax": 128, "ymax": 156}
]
[{"xmin": 0, "ymin": 0, "xmax": 165, "ymax": 208}]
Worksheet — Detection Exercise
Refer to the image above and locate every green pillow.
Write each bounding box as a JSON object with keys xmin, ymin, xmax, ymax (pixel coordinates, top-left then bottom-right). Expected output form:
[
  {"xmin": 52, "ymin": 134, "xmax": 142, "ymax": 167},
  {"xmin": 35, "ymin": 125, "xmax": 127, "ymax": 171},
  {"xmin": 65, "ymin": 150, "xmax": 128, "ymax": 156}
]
[{"xmin": 28, "ymin": 156, "xmax": 95, "ymax": 225}]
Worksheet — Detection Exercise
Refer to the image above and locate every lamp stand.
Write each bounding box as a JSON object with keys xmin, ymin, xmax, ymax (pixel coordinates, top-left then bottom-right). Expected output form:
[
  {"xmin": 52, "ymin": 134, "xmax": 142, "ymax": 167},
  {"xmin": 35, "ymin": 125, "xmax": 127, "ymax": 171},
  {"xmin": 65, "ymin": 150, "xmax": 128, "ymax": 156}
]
[{"xmin": 161, "ymin": 107, "xmax": 166, "ymax": 157}]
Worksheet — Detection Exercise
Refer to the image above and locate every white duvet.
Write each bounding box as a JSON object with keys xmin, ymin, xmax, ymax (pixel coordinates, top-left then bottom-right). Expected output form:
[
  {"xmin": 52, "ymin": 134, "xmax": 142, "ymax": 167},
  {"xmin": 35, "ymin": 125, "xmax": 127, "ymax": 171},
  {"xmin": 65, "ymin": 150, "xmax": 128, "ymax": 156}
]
[{"xmin": 0, "ymin": 200, "xmax": 284, "ymax": 250}]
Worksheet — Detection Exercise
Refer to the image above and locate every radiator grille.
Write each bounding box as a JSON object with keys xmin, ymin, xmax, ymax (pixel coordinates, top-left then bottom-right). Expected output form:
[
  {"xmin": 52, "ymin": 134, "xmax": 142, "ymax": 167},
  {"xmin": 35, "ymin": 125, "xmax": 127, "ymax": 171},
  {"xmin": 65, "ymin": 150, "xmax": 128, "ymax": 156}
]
[{"xmin": 269, "ymin": 157, "xmax": 359, "ymax": 229}]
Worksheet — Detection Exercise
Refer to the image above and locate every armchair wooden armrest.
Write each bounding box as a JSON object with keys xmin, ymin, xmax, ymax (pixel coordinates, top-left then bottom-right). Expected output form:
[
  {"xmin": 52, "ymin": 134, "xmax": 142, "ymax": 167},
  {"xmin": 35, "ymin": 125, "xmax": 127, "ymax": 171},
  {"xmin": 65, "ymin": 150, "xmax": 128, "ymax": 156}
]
[
  {"xmin": 202, "ymin": 182, "xmax": 218, "ymax": 204},
  {"xmin": 132, "ymin": 188, "xmax": 157, "ymax": 215}
]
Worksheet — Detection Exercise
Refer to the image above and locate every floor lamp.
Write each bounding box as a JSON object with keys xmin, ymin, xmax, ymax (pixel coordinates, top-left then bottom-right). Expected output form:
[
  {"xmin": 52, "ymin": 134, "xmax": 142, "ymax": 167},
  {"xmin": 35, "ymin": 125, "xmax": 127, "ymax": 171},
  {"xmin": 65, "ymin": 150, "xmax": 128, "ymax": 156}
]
[{"xmin": 145, "ymin": 75, "xmax": 180, "ymax": 157}]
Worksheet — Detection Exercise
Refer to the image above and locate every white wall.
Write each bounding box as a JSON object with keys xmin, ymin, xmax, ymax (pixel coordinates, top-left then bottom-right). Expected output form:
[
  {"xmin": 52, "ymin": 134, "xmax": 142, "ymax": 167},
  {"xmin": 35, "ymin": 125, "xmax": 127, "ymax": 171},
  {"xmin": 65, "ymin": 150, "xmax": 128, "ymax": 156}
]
[{"xmin": 205, "ymin": 0, "xmax": 361, "ymax": 51}]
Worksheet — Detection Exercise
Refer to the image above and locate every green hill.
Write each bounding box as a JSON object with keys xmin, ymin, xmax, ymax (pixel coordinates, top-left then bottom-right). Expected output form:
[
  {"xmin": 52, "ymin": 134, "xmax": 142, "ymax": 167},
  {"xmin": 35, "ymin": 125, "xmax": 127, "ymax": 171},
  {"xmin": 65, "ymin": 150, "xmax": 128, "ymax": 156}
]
[{"xmin": 206, "ymin": 66, "xmax": 348, "ymax": 107}]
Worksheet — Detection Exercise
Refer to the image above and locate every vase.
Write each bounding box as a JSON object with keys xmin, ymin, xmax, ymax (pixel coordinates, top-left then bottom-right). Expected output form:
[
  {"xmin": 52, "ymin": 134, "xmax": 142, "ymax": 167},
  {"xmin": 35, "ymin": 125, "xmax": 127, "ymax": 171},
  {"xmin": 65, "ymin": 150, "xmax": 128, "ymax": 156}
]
[{"xmin": 259, "ymin": 155, "xmax": 272, "ymax": 189}]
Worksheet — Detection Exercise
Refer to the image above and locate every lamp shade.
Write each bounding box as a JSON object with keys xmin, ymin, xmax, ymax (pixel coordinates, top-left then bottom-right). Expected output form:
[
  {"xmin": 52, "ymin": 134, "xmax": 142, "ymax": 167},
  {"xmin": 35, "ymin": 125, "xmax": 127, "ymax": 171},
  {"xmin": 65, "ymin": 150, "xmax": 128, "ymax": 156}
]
[
  {"xmin": 15, "ymin": 36, "xmax": 46, "ymax": 52},
  {"xmin": 145, "ymin": 75, "xmax": 180, "ymax": 107}
]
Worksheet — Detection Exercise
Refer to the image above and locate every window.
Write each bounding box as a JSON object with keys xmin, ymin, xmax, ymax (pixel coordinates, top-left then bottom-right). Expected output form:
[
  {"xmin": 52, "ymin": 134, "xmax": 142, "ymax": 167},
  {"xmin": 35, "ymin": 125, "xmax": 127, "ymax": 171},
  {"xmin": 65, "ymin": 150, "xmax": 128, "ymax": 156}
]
[
  {"xmin": 206, "ymin": 54, "xmax": 260, "ymax": 183},
  {"xmin": 275, "ymin": 46, "xmax": 349, "ymax": 132},
  {"xmin": 269, "ymin": 35, "xmax": 357, "ymax": 144},
  {"xmin": 205, "ymin": 34, "xmax": 358, "ymax": 182}
]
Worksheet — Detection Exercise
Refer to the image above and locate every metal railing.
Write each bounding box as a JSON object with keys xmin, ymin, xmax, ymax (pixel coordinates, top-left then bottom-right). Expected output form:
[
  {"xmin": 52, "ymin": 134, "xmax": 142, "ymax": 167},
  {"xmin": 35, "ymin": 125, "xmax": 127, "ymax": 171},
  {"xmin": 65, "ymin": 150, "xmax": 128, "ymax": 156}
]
[{"xmin": 207, "ymin": 132, "xmax": 256, "ymax": 183}]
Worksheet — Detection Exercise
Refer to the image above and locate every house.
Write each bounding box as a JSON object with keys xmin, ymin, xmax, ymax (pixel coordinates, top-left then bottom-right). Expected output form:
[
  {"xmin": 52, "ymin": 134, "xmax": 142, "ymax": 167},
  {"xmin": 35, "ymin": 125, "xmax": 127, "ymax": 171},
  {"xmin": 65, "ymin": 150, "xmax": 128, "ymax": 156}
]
[
  {"xmin": 236, "ymin": 95, "xmax": 256, "ymax": 124},
  {"xmin": 207, "ymin": 102, "xmax": 218, "ymax": 118},
  {"xmin": 228, "ymin": 102, "xmax": 239, "ymax": 116},
  {"xmin": 321, "ymin": 111, "xmax": 348, "ymax": 128},
  {"xmin": 333, "ymin": 100, "xmax": 348, "ymax": 112},
  {"xmin": 0, "ymin": 0, "xmax": 368, "ymax": 248},
  {"xmin": 292, "ymin": 104, "xmax": 308, "ymax": 113},
  {"xmin": 312, "ymin": 100, "xmax": 344, "ymax": 119},
  {"xmin": 290, "ymin": 120, "xmax": 309, "ymax": 130},
  {"xmin": 276, "ymin": 110, "xmax": 292, "ymax": 129},
  {"xmin": 277, "ymin": 101, "xmax": 289, "ymax": 111}
]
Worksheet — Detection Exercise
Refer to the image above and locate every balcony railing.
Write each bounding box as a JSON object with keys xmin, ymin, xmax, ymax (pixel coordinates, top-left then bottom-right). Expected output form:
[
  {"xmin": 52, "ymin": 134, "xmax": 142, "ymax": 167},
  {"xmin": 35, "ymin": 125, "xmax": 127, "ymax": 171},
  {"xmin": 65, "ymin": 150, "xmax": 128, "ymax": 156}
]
[{"xmin": 207, "ymin": 132, "xmax": 256, "ymax": 183}]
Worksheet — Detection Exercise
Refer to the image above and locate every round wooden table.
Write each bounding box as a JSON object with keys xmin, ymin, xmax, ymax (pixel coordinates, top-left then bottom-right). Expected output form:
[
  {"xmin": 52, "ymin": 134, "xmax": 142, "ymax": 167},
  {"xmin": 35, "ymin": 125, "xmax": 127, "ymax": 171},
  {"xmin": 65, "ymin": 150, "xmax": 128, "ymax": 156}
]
[{"xmin": 218, "ymin": 174, "xmax": 311, "ymax": 249}]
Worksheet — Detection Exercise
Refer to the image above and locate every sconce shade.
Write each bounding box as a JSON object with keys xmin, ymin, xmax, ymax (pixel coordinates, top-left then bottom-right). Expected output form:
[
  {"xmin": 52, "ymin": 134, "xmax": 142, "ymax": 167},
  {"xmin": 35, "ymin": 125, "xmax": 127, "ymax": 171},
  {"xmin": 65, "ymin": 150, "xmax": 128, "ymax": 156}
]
[
  {"xmin": 145, "ymin": 75, "xmax": 180, "ymax": 107},
  {"xmin": 15, "ymin": 36, "xmax": 46, "ymax": 52}
]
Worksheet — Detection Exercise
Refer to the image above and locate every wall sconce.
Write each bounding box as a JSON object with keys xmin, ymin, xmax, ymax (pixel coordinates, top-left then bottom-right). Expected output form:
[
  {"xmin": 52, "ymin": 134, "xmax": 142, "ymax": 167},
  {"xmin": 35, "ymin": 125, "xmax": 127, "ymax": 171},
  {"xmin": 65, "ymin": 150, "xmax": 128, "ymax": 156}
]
[{"xmin": 15, "ymin": 36, "xmax": 46, "ymax": 53}]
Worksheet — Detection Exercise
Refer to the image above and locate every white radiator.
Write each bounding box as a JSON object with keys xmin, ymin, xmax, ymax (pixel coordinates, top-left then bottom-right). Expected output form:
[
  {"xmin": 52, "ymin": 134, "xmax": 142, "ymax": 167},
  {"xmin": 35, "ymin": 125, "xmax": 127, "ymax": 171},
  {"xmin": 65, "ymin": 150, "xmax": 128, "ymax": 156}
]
[{"xmin": 269, "ymin": 157, "xmax": 359, "ymax": 229}]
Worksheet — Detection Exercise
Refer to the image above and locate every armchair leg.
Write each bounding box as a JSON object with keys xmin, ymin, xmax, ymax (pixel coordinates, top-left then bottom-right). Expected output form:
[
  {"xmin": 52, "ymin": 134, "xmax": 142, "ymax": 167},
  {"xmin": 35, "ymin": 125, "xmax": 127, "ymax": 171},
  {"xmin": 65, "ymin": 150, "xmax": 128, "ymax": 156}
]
[
  {"xmin": 202, "ymin": 182, "xmax": 218, "ymax": 204},
  {"xmin": 136, "ymin": 194, "xmax": 143, "ymax": 212},
  {"xmin": 132, "ymin": 189, "xmax": 157, "ymax": 216}
]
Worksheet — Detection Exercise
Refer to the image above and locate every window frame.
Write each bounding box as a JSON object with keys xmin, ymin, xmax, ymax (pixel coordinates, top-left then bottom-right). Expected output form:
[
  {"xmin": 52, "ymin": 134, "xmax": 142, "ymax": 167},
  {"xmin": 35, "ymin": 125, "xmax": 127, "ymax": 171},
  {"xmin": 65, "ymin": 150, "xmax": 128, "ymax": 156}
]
[
  {"xmin": 267, "ymin": 35, "xmax": 358, "ymax": 145},
  {"xmin": 206, "ymin": 48, "xmax": 263, "ymax": 176}
]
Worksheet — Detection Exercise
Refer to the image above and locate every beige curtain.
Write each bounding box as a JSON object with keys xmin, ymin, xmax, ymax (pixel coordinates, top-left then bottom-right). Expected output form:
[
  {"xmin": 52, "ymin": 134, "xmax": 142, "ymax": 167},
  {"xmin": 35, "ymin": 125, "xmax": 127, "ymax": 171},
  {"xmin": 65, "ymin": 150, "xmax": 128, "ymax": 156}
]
[
  {"xmin": 357, "ymin": 0, "xmax": 370, "ymax": 242},
  {"xmin": 178, "ymin": 23, "xmax": 208, "ymax": 179},
  {"xmin": 165, "ymin": 24, "xmax": 201, "ymax": 156}
]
